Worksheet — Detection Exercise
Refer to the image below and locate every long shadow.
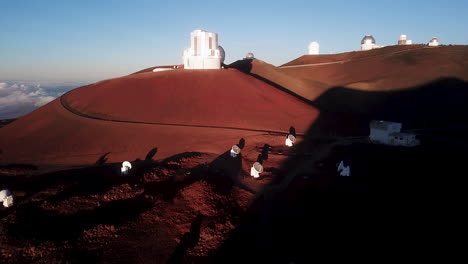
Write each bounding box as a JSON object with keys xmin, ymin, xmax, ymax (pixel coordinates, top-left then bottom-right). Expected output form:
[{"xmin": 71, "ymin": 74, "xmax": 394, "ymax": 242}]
[
  {"xmin": 143, "ymin": 149, "xmax": 244, "ymax": 200},
  {"xmin": 167, "ymin": 214, "xmax": 203, "ymax": 264},
  {"xmin": 228, "ymin": 59, "xmax": 314, "ymax": 105},
  {"xmin": 3, "ymin": 148, "xmax": 159, "ymax": 212},
  {"xmin": 212, "ymin": 77, "xmax": 468, "ymax": 262}
]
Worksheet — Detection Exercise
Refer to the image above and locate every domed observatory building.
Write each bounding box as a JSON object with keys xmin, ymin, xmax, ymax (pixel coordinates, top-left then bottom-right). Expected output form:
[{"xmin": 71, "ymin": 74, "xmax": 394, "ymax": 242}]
[
  {"xmin": 308, "ymin": 41, "xmax": 320, "ymax": 55},
  {"xmin": 428, "ymin": 37, "xmax": 440, "ymax": 46},
  {"xmin": 361, "ymin": 35, "xmax": 377, "ymax": 50},
  {"xmin": 183, "ymin": 29, "xmax": 224, "ymax": 69},
  {"xmin": 398, "ymin": 34, "xmax": 412, "ymax": 45},
  {"xmin": 245, "ymin": 52, "xmax": 255, "ymax": 60}
]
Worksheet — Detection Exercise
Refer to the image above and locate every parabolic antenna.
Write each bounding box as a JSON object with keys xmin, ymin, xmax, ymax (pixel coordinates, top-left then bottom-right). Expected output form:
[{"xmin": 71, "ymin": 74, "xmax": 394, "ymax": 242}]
[
  {"xmin": 0, "ymin": 189, "xmax": 13, "ymax": 208},
  {"xmin": 285, "ymin": 134, "xmax": 296, "ymax": 147},
  {"xmin": 230, "ymin": 145, "xmax": 241, "ymax": 157},
  {"xmin": 250, "ymin": 162, "xmax": 263, "ymax": 178},
  {"xmin": 252, "ymin": 162, "xmax": 263, "ymax": 173},
  {"xmin": 121, "ymin": 161, "xmax": 132, "ymax": 175}
]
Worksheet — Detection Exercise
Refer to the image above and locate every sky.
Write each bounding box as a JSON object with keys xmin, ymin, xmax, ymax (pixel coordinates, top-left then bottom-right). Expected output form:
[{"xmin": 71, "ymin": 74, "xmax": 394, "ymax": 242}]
[{"xmin": 1, "ymin": 0, "xmax": 468, "ymax": 118}]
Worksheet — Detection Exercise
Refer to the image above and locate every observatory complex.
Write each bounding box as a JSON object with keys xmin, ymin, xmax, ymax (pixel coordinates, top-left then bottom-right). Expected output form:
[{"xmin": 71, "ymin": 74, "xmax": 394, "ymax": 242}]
[
  {"xmin": 308, "ymin": 41, "xmax": 320, "ymax": 55},
  {"xmin": 429, "ymin": 37, "xmax": 440, "ymax": 46},
  {"xmin": 398, "ymin": 34, "xmax": 412, "ymax": 45},
  {"xmin": 183, "ymin": 29, "xmax": 225, "ymax": 69},
  {"xmin": 361, "ymin": 35, "xmax": 382, "ymax": 50}
]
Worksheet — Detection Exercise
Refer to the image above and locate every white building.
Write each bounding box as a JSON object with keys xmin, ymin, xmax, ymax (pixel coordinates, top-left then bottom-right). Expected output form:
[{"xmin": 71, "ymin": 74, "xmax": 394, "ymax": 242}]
[
  {"xmin": 361, "ymin": 35, "xmax": 382, "ymax": 50},
  {"xmin": 369, "ymin": 120, "xmax": 419, "ymax": 147},
  {"xmin": 429, "ymin": 37, "xmax": 440, "ymax": 47},
  {"xmin": 398, "ymin": 34, "xmax": 412, "ymax": 45},
  {"xmin": 183, "ymin": 29, "xmax": 225, "ymax": 69},
  {"xmin": 308, "ymin": 41, "xmax": 320, "ymax": 55},
  {"xmin": 245, "ymin": 52, "xmax": 255, "ymax": 59}
]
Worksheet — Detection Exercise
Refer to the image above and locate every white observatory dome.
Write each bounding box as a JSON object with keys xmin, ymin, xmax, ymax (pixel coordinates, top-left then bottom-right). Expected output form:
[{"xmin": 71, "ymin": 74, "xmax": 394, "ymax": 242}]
[
  {"xmin": 308, "ymin": 41, "xmax": 319, "ymax": 55},
  {"xmin": 219, "ymin": 45, "xmax": 225, "ymax": 64},
  {"xmin": 361, "ymin": 35, "xmax": 377, "ymax": 50},
  {"xmin": 245, "ymin": 52, "xmax": 255, "ymax": 59},
  {"xmin": 361, "ymin": 35, "xmax": 376, "ymax": 45},
  {"xmin": 429, "ymin": 37, "xmax": 440, "ymax": 46}
]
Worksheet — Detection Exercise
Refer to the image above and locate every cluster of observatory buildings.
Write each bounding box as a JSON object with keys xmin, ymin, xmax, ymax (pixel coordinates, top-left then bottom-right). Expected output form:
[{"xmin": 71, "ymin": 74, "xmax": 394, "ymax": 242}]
[{"xmin": 175, "ymin": 29, "xmax": 441, "ymax": 70}]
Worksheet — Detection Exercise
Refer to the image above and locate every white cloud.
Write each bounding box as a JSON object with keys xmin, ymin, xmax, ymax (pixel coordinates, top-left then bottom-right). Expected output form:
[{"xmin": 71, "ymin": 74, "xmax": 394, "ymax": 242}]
[{"xmin": 0, "ymin": 82, "xmax": 57, "ymax": 119}]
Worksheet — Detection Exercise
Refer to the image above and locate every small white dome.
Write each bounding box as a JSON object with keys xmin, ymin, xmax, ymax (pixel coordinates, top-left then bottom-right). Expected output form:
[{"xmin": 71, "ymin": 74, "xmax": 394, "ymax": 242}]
[
  {"xmin": 245, "ymin": 52, "xmax": 254, "ymax": 59},
  {"xmin": 308, "ymin": 41, "xmax": 319, "ymax": 49},
  {"xmin": 361, "ymin": 35, "xmax": 376, "ymax": 44}
]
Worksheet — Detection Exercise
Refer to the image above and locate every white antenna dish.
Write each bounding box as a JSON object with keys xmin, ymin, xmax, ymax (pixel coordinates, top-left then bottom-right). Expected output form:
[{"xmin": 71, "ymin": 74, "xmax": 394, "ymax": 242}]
[
  {"xmin": 285, "ymin": 134, "xmax": 296, "ymax": 147},
  {"xmin": 0, "ymin": 189, "xmax": 13, "ymax": 208},
  {"xmin": 250, "ymin": 162, "xmax": 264, "ymax": 178},
  {"xmin": 230, "ymin": 145, "xmax": 241, "ymax": 157},
  {"xmin": 340, "ymin": 166, "xmax": 350, "ymax": 176},
  {"xmin": 121, "ymin": 161, "xmax": 132, "ymax": 175},
  {"xmin": 336, "ymin": 160, "xmax": 350, "ymax": 176}
]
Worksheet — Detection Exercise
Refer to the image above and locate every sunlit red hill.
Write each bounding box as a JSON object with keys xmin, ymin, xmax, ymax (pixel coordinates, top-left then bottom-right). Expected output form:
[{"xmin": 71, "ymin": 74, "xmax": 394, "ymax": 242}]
[
  {"xmin": 0, "ymin": 69, "xmax": 318, "ymax": 168},
  {"xmin": 247, "ymin": 45, "xmax": 468, "ymax": 101},
  {"xmin": 2, "ymin": 44, "xmax": 468, "ymax": 169}
]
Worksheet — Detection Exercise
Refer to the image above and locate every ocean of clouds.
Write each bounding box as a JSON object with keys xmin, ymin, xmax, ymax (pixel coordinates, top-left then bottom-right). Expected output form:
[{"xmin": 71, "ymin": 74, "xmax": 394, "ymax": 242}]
[{"xmin": 0, "ymin": 81, "xmax": 82, "ymax": 119}]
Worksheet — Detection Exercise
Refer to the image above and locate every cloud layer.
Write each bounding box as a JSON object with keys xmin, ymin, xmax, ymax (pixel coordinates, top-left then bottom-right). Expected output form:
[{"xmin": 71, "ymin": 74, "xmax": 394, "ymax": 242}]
[{"xmin": 0, "ymin": 81, "xmax": 79, "ymax": 119}]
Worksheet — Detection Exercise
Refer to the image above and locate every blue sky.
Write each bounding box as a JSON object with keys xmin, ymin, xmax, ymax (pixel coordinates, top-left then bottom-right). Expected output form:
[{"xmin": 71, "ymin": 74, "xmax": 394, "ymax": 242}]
[{"xmin": 1, "ymin": 0, "xmax": 468, "ymax": 83}]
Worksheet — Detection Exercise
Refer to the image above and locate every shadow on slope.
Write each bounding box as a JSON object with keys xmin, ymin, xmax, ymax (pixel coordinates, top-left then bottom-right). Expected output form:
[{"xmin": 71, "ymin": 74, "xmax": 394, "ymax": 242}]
[{"xmin": 212, "ymin": 77, "xmax": 468, "ymax": 263}]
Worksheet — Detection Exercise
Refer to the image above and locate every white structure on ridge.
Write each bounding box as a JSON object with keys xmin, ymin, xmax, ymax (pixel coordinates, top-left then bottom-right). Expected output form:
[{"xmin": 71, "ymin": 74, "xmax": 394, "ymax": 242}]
[
  {"xmin": 398, "ymin": 34, "xmax": 412, "ymax": 45},
  {"xmin": 361, "ymin": 35, "xmax": 382, "ymax": 50},
  {"xmin": 308, "ymin": 41, "xmax": 320, "ymax": 55},
  {"xmin": 245, "ymin": 52, "xmax": 255, "ymax": 59},
  {"xmin": 183, "ymin": 29, "xmax": 224, "ymax": 69},
  {"xmin": 428, "ymin": 37, "xmax": 440, "ymax": 47},
  {"xmin": 369, "ymin": 120, "xmax": 420, "ymax": 147}
]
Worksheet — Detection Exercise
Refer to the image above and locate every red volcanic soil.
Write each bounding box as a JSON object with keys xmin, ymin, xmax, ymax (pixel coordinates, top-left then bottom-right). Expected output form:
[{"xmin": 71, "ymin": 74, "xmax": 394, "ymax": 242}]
[
  {"xmin": 64, "ymin": 69, "xmax": 315, "ymax": 132},
  {"xmin": 2, "ymin": 45, "xmax": 468, "ymax": 263},
  {"xmin": 0, "ymin": 152, "xmax": 270, "ymax": 263},
  {"xmin": 0, "ymin": 69, "xmax": 318, "ymax": 168},
  {"xmin": 281, "ymin": 44, "xmax": 428, "ymax": 67},
  {"xmin": 250, "ymin": 45, "xmax": 468, "ymax": 101}
]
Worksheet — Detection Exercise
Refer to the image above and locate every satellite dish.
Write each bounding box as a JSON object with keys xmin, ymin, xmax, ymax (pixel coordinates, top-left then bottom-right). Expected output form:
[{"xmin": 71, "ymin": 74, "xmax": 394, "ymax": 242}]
[
  {"xmin": 121, "ymin": 161, "xmax": 132, "ymax": 175},
  {"xmin": 0, "ymin": 189, "xmax": 13, "ymax": 208},
  {"xmin": 230, "ymin": 145, "xmax": 241, "ymax": 157},
  {"xmin": 285, "ymin": 134, "xmax": 296, "ymax": 147},
  {"xmin": 250, "ymin": 162, "xmax": 263, "ymax": 178}
]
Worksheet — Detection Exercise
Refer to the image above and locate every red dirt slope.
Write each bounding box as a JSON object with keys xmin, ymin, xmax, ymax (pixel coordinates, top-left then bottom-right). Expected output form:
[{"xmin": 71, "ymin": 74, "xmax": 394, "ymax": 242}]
[
  {"xmin": 63, "ymin": 69, "xmax": 316, "ymax": 132},
  {"xmin": 250, "ymin": 45, "xmax": 468, "ymax": 101},
  {"xmin": 0, "ymin": 69, "xmax": 318, "ymax": 168}
]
